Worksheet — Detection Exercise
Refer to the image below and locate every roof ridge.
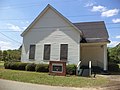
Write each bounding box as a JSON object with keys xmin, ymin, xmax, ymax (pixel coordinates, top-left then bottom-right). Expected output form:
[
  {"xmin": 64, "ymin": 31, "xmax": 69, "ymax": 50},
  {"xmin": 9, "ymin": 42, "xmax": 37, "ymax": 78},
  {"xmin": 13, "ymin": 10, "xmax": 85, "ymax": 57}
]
[{"xmin": 73, "ymin": 21, "xmax": 104, "ymax": 24}]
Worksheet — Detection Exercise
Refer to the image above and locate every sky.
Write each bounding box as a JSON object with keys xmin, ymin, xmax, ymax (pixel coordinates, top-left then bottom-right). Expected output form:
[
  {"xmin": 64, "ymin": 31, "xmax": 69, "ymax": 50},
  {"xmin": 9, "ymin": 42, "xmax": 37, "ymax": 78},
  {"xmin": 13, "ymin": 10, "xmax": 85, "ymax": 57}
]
[{"xmin": 0, "ymin": 0, "xmax": 120, "ymax": 50}]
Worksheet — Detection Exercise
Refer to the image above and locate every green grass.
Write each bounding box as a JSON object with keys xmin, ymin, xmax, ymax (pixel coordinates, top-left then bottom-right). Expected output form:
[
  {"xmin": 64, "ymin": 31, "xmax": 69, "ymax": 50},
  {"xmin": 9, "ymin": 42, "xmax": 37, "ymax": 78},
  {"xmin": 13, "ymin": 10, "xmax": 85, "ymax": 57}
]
[
  {"xmin": 0, "ymin": 61, "xmax": 109, "ymax": 87},
  {"xmin": 0, "ymin": 68, "xmax": 109, "ymax": 87}
]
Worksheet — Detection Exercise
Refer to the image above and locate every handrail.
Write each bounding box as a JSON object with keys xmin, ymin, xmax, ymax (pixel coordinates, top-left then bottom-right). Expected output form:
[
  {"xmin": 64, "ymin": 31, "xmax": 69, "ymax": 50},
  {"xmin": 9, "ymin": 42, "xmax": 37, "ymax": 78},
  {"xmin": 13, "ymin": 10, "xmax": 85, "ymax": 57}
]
[
  {"xmin": 77, "ymin": 61, "xmax": 81, "ymax": 68},
  {"xmin": 76, "ymin": 61, "xmax": 81, "ymax": 75}
]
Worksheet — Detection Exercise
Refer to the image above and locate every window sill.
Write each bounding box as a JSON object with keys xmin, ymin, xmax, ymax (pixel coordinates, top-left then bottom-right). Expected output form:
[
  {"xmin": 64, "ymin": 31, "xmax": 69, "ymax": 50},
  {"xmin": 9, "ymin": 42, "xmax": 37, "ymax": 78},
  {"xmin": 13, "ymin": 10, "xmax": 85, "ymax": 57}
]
[
  {"xmin": 29, "ymin": 59, "xmax": 35, "ymax": 61},
  {"xmin": 43, "ymin": 60, "xmax": 50, "ymax": 62}
]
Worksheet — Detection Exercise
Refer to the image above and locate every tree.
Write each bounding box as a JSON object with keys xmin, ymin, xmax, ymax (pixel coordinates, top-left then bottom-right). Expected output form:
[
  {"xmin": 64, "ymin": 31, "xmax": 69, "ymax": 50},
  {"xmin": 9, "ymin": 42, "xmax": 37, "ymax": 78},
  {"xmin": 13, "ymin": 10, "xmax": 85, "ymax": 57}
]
[
  {"xmin": 7, "ymin": 49, "xmax": 21, "ymax": 61},
  {"xmin": 2, "ymin": 50, "xmax": 8, "ymax": 61},
  {"xmin": 0, "ymin": 50, "xmax": 2, "ymax": 61},
  {"xmin": 108, "ymin": 43, "xmax": 120, "ymax": 63},
  {"xmin": 0, "ymin": 49, "xmax": 21, "ymax": 61},
  {"xmin": 116, "ymin": 45, "xmax": 120, "ymax": 60}
]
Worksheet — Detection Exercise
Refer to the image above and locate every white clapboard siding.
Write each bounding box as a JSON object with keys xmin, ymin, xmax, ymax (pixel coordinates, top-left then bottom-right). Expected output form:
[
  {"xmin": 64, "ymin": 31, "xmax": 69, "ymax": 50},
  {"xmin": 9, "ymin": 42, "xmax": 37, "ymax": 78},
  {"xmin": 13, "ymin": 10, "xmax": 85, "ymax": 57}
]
[{"xmin": 21, "ymin": 8, "xmax": 81, "ymax": 64}]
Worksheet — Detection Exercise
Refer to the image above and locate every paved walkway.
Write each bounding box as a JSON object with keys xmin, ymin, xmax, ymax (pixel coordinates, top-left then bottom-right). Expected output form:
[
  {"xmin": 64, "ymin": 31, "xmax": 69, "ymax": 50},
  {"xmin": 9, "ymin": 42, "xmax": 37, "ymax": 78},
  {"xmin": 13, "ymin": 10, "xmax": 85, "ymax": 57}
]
[{"xmin": 0, "ymin": 79, "xmax": 101, "ymax": 90}]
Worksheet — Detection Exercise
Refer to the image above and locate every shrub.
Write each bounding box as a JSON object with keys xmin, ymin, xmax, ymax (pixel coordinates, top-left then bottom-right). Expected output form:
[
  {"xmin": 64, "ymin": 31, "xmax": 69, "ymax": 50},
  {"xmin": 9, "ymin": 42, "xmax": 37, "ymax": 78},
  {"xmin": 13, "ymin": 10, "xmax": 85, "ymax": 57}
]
[
  {"xmin": 26, "ymin": 63, "xmax": 36, "ymax": 71},
  {"xmin": 4, "ymin": 62, "xmax": 11, "ymax": 69},
  {"xmin": 35, "ymin": 64, "xmax": 49, "ymax": 72},
  {"xmin": 4, "ymin": 62, "xmax": 19, "ymax": 70},
  {"xmin": 9, "ymin": 62, "xmax": 19, "ymax": 70},
  {"xmin": 4, "ymin": 62, "xmax": 29, "ymax": 70},
  {"xmin": 108, "ymin": 63, "xmax": 119, "ymax": 72},
  {"xmin": 66, "ymin": 64, "xmax": 76, "ymax": 75},
  {"xmin": 18, "ymin": 63, "xmax": 28, "ymax": 70}
]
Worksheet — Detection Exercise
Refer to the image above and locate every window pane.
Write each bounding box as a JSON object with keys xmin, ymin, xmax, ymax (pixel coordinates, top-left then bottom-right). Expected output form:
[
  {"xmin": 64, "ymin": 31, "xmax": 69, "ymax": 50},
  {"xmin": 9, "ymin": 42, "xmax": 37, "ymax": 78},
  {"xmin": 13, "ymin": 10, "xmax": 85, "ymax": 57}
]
[
  {"xmin": 29, "ymin": 45, "xmax": 35, "ymax": 59},
  {"xmin": 44, "ymin": 44, "xmax": 51, "ymax": 60},
  {"xmin": 60, "ymin": 44, "xmax": 68, "ymax": 60}
]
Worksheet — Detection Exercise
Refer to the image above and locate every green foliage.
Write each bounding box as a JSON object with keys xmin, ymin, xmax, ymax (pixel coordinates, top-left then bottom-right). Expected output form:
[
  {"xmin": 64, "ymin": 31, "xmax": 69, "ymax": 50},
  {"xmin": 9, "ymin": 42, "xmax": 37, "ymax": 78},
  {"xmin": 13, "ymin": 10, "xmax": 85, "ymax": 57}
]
[
  {"xmin": 4, "ymin": 62, "xmax": 49, "ymax": 72},
  {"xmin": 108, "ymin": 63, "xmax": 119, "ymax": 72},
  {"xmin": 4, "ymin": 62, "xmax": 11, "ymax": 69},
  {"xmin": 66, "ymin": 64, "xmax": 76, "ymax": 75},
  {"xmin": 108, "ymin": 44, "xmax": 120, "ymax": 63},
  {"xmin": 0, "ymin": 61, "xmax": 4, "ymax": 68},
  {"xmin": 35, "ymin": 64, "xmax": 49, "ymax": 72},
  {"xmin": 0, "ymin": 50, "xmax": 2, "ymax": 61},
  {"xmin": 18, "ymin": 63, "xmax": 28, "ymax": 70},
  {"xmin": 4, "ymin": 62, "xmax": 77, "ymax": 75},
  {"xmin": 4, "ymin": 62, "xmax": 28, "ymax": 70},
  {"xmin": 7, "ymin": 50, "xmax": 21, "ymax": 61},
  {"xmin": 3, "ymin": 51, "xmax": 8, "ymax": 61},
  {"xmin": 9, "ymin": 62, "xmax": 20, "ymax": 70},
  {"xmin": 0, "ymin": 49, "xmax": 21, "ymax": 61},
  {"xmin": 25, "ymin": 63, "xmax": 36, "ymax": 71}
]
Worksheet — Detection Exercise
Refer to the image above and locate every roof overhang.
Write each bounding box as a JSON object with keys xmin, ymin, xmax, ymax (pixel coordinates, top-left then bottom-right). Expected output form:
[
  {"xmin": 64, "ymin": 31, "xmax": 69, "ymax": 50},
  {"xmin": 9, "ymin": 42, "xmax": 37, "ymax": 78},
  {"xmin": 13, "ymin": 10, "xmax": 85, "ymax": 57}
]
[{"xmin": 80, "ymin": 38, "xmax": 110, "ymax": 43}]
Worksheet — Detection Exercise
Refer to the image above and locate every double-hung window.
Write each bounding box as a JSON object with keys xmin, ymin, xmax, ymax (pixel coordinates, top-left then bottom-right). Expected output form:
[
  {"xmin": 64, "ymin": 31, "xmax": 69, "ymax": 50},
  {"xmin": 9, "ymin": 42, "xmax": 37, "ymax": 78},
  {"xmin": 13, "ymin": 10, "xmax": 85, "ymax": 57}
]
[
  {"xmin": 29, "ymin": 45, "xmax": 36, "ymax": 60},
  {"xmin": 60, "ymin": 44, "xmax": 68, "ymax": 60},
  {"xmin": 43, "ymin": 44, "xmax": 51, "ymax": 60}
]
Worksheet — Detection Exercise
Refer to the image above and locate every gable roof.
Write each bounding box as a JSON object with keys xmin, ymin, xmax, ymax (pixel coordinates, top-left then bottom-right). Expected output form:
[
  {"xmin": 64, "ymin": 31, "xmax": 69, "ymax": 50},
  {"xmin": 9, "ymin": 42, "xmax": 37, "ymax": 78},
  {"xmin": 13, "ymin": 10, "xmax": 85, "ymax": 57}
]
[
  {"xmin": 21, "ymin": 4, "xmax": 110, "ymax": 43},
  {"xmin": 73, "ymin": 21, "xmax": 110, "ymax": 43},
  {"xmin": 21, "ymin": 4, "xmax": 82, "ymax": 37},
  {"xmin": 73, "ymin": 21, "xmax": 109, "ymax": 39}
]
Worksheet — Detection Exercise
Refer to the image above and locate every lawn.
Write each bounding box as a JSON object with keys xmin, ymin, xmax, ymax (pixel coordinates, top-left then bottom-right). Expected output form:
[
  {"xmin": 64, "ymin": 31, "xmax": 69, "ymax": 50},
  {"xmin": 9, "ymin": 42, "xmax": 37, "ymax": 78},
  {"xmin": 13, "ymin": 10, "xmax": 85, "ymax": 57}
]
[
  {"xmin": 0, "ymin": 61, "xmax": 109, "ymax": 87},
  {"xmin": 0, "ymin": 68, "xmax": 109, "ymax": 88}
]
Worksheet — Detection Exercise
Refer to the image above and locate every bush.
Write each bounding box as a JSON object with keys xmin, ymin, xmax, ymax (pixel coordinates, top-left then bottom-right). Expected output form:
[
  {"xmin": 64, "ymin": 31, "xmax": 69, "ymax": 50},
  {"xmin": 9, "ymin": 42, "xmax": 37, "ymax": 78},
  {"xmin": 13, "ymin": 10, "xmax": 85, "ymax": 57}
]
[
  {"xmin": 4, "ymin": 62, "xmax": 11, "ymax": 69},
  {"xmin": 35, "ymin": 64, "xmax": 49, "ymax": 72},
  {"xmin": 109, "ymin": 59, "xmax": 120, "ymax": 63},
  {"xmin": 26, "ymin": 63, "xmax": 36, "ymax": 71},
  {"xmin": 108, "ymin": 63, "xmax": 119, "ymax": 72},
  {"xmin": 66, "ymin": 64, "xmax": 76, "ymax": 75},
  {"xmin": 4, "ymin": 62, "xmax": 19, "ymax": 70},
  {"xmin": 18, "ymin": 63, "xmax": 28, "ymax": 70},
  {"xmin": 9, "ymin": 62, "xmax": 19, "ymax": 70},
  {"xmin": 4, "ymin": 62, "xmax": 28, "ymax": 70}
]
